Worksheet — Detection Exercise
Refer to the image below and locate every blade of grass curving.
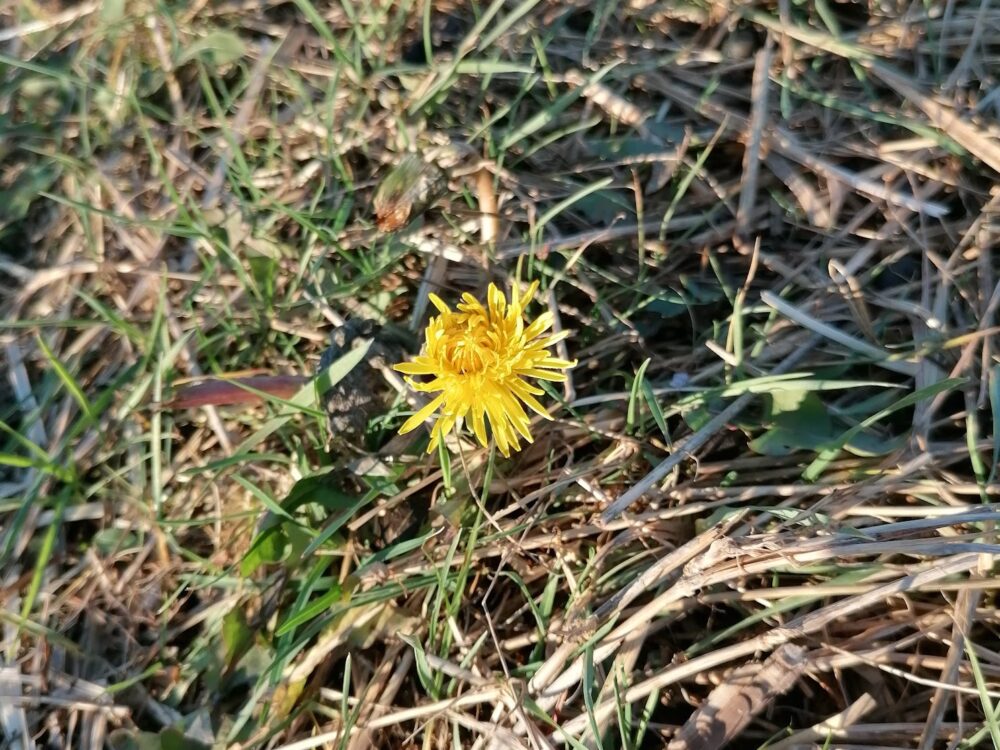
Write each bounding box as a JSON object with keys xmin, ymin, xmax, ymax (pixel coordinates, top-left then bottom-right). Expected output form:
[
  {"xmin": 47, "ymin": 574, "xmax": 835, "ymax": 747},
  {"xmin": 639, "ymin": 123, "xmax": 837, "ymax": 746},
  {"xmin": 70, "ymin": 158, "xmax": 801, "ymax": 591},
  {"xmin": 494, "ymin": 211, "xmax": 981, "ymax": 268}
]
[
  {"xmin": 477, "ymin": 0, "xmax": 542, "ymax": 51},
  {"xmin": 658, "ymin": 120, "xmax": 724, "ymax": 239},
  {"xmin": 967, "ymin": 407, "xmax": 990, "ymax": 504},
  {"xmin": 626, "ymin": 358, "xmax": 651, "ymax": 435},
  {"xmin": 35, "ymin": 334, "xmax": 95, "ymax": 428},
  {"xmin": 965, "ymin": 639, "xmax": 1000, "ymax": 748},
  {"xmin": 19, "ymin": 487, "xmax": 70, "ymax": 627},
  {"xmin": 499, "ymin": 61, "xmax": 620, "ymax": 152},
  {"xmin": 232, "ymin": 475, "xmax": 298, "ymax": 522},
  {"xmin": 292, "ymin": 0, "xmax": 361, "ymax": 78},
  {"xmin": 406, "ymin": 0, "xmax": 507, "ymax": 114},
  {"xmin": 0, "ymin": 420, "xmax": 69, "ymax": 480},
  {"xmin": 990, "ymin": 365, "xmax": 1000, "ymax": 485},
  {"xmin": 582, "ymin": 646, "xmax": 603, "ymax": 747},
  {"xmin": 532, "ymin": 176, "xmax": 615, "ymax": 247}
]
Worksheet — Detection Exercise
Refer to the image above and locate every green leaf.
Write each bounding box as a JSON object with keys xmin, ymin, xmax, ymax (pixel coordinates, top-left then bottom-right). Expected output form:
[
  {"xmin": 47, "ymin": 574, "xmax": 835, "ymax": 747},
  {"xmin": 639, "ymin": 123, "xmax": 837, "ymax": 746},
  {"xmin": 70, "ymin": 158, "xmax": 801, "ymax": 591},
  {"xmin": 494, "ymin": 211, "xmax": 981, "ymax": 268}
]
[
  {"xmin": 107, "ymin": 728, "xmax": 207, "ymax": 750},
  {"xmin": 586, "ymin": 136, "xmax": 670, "ymax": 160},
  {"xmin": 233, "ymin": 475, "xmax": 296, "ymax": 521},
  {"xmin": 100, "ymin": 0, "xmax": 126, "ymax": 24},
  {"xmin": 240, "ymin": 526, "xmax": 287, "ymax": 577},
  {"xmin": 93, "ymin": 527, "xmax": 139, "ymax": 555},
  {"xmin": 627, "ymin": 358, "xmax": 651, "ymax": 434},
  {"xmin": 0, "ymin": 453, "xmax": 33, "ymax": 469},
  {"xmin": 770, "ymin": 389, "xmax": 828, "ymax": 425},
  {"xmin": 241, "ymin": 471, "xmax": 357, "ymax": 574},
  {"xmin": 21, "ymin": 488, "xmax": 70, "ymax": 623},
  {"xmin": 990, "ymin": 365, "xmax": 1000, "ymax": 484},
  {"xmin": 281, "ymin": 471, "xmax": 357, "ymax": 514},
  {"xmin": 438, "ymin": 436, "xmax": 452, "ymax": 492},
  {"xmin": 159, "ymin": 728, "xmax": 209, "ymax": 750},
  {"xmin": 283, "ymin": 524, "xmax": 316, "ymax": 563},
  {"xmin": 641, "ymin": 379, "xmax": 671, "ymax": 443},
  {"xmin": 37, "ymin": 333, "xmax": 96, "ymax": 428},
  {"xmin": 275, "ymin": 581, "xmax": 346, "ymax": 635},
  {"xmin": 0, "ymin": 163, "xmax": 60, "ymax": 224},
  {"xmin": 644, "ymin": 296, "xmax": 689, "ymax": 318},
  {"xmin": 681, "ymin": 401, "xmax": 714, "ymax": 432},
  {"xmin": 222, "ymin": 606, "xmax": 253, "ymax": 667},
  {"xmin": 571, "ymin": 188, "xmax": 635, "ymax": 225},
  {"xmin": 842, "ymin": 430, "xmax": 905, "ymax": 457},
  {"xmin": 499, "ymin": 61, "xmax": 619, "ymax": 150},
  {"xmin": 356, "ymin": 529, "xmax": 439, "ymax": 577},
  {"xmin": 178, "ymin": 30, "xmax": 246, "ymax": 68},
  {"xmin": 247, "ymin": 255, "xmax": 278, "ymax": 301},
  {"xmin": 106, "ymin": 728, "xmax": 152, "ymax": 750},
  {"xmin": 299, "ymin": 494, "xmax": 369, "ymax": 558},
  {"xmin": 749, "ymin": 390, "xmax": 834, "ymax": 457},
  {"xmin": 534, "ymin": 176, "xmax": 614, "ymax": 239},
  {"xmin": 399, "ymin": 633, "xmax": 436, "ymax": 698},
  {"xmin": 803, "ymin": 378, "xmax": 965, "ymax": 481}
]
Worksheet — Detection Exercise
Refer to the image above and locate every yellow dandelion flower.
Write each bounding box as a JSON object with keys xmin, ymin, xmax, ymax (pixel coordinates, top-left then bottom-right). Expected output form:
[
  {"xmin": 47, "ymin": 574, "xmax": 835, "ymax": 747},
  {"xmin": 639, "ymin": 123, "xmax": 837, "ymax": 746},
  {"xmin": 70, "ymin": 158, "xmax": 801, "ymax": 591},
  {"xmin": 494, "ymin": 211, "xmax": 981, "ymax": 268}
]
[{"xmin": 394, "ymin": 281, "xmax": 575, "ymax": 457}]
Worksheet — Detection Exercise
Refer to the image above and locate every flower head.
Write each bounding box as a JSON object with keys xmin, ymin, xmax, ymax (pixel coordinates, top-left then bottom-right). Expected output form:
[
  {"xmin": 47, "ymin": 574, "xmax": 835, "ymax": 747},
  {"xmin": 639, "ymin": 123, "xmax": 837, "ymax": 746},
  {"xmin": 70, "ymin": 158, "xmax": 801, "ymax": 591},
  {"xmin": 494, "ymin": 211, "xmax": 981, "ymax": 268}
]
[{"xmin": 394, "ymin": 282, "xmax": 575, "ymax": 457}]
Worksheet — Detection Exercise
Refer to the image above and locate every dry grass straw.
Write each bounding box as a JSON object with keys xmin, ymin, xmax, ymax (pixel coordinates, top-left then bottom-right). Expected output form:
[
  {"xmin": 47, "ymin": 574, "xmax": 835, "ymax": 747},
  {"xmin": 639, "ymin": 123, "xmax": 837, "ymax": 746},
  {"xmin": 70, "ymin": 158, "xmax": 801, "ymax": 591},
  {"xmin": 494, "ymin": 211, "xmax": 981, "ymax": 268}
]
[{"xmin": 1, "ymin": 0, "xmax": 1000, "ymax": 748}]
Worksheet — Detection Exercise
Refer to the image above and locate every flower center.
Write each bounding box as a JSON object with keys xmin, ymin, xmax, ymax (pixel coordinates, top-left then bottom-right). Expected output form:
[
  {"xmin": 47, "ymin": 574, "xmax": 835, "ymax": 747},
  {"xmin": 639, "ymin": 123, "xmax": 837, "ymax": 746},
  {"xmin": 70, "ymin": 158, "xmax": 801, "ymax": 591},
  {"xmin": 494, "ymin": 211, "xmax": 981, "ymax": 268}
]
[{"xmin": 449, "ymin": 330, "xmax": 491, "ymax": 374}]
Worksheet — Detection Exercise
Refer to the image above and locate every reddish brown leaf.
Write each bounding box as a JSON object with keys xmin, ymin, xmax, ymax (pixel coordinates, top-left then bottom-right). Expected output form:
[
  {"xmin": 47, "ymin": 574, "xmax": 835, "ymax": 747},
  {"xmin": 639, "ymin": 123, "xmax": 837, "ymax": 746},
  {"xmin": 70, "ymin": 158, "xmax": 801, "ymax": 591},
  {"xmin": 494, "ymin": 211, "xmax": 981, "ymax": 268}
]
[{"xmin": 164, "ymin": 375, "xmax": 310, "ymax": 409}]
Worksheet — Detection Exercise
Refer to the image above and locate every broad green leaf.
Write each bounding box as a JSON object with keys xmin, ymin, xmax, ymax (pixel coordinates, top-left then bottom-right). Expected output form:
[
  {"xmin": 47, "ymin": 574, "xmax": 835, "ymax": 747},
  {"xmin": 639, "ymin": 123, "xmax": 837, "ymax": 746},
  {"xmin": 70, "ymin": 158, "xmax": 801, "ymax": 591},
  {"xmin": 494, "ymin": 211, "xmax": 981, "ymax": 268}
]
[
  {"xmin": 159, "ymin": 728, "xmax": 209, "ymax": 750},
  {"xmin": 107, "ymin": 728, "xmax": 207, "ymax": 750},
  {"xmin": 178, "ymin": 31, "xmax": 246, "ymax": 67},
  {"xmin": 93, "ymin": 527, "xmax": 139, "ymax": 555},
  {"xmin": 571, "ymin": 188, "xmax": 635, "ymax": 225},
  {"xmin": 222, "ymin": 606, "xmax": 253, "ymax": 667},
  {"xmin": 0, "ymin": 163, "xmax": 60, "ymax": 224},
  {"xmin": 281, "ymin": 471, "xmax": 356, "ymax": 513},
  {"xmin": 843, "ymin": 430, "xmax": 905, "ymax": 457},
  {"xmin": 240, "ymin": 526, "xmax": 287, "ymax": 576},
  {"xmin": 750, "ymin": 390, "xmax": 834, "ymax": 456},
  {"xmin": 803, "ymin": 378, "xmax": 964, "ymax": 481},
  {"xmin": 100, "ymin": 0, "xmax": 126, "ymax": 24}
]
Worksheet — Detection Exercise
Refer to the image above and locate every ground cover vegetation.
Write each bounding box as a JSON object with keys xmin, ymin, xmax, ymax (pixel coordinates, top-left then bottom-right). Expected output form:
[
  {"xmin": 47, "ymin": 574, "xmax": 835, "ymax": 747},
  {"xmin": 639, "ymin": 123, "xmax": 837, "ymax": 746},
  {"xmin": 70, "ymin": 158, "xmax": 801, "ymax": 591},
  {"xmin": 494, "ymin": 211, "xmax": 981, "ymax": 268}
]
[{"xmin": 2, "ymin": 1, "xmax": 1000, "ymax": 748}]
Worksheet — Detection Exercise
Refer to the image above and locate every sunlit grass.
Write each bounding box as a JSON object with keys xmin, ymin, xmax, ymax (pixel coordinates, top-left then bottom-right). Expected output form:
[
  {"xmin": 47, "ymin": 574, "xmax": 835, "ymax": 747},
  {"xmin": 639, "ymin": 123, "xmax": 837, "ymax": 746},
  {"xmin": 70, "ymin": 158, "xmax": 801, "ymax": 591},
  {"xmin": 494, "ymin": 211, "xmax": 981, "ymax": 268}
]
[{"xmin": 2, "ymin": 1, "xmax": 999, "ymax": 748}]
